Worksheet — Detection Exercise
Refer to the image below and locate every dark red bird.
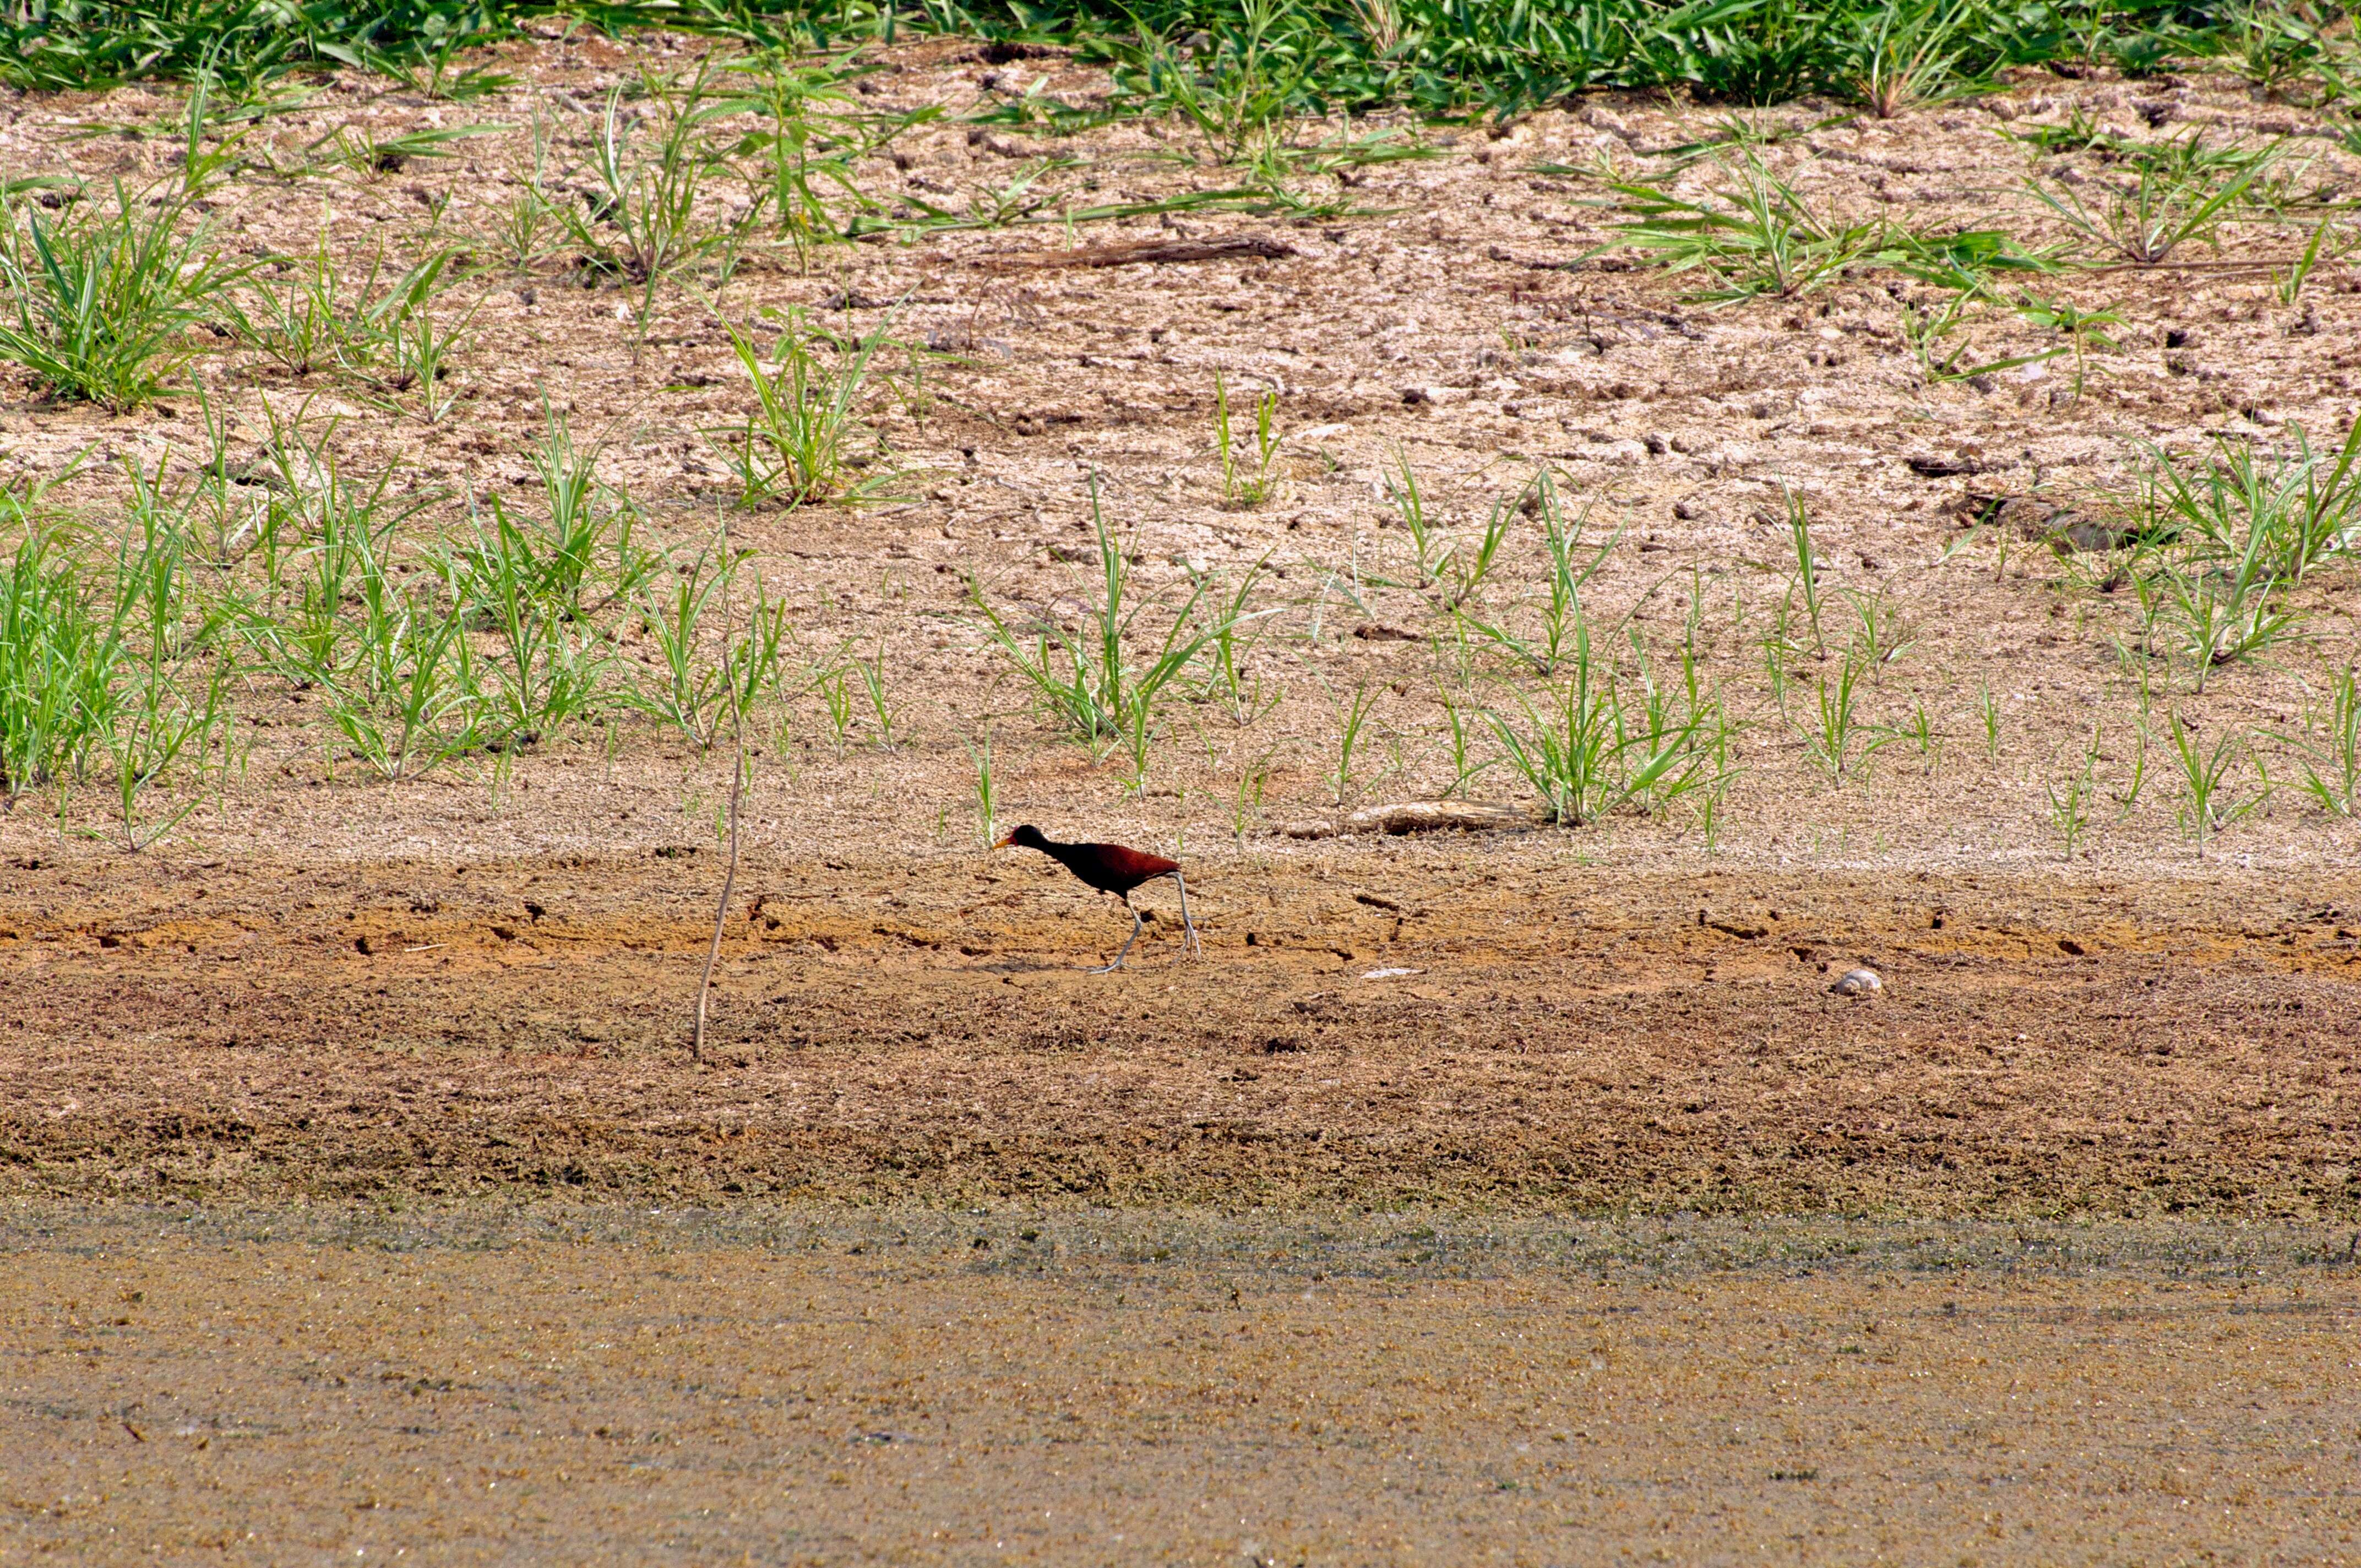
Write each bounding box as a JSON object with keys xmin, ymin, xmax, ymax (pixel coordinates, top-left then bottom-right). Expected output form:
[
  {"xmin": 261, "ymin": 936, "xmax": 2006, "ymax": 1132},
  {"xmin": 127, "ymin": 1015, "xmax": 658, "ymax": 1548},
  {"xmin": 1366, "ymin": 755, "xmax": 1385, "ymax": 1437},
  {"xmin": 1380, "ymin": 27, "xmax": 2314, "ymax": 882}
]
[{"xmin": 994, "ymin": 825, "xmax": 1200, "ymax": 972}]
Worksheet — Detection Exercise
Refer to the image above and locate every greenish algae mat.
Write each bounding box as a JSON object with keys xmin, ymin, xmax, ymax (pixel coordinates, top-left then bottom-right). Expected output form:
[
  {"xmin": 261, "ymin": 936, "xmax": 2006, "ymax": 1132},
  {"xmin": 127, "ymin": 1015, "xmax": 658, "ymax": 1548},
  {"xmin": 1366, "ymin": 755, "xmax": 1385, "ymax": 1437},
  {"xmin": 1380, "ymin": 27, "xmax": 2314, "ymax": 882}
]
[{"xmin": 3, "ymin": 1206, "xmax": 2355, "ymax": 1565}]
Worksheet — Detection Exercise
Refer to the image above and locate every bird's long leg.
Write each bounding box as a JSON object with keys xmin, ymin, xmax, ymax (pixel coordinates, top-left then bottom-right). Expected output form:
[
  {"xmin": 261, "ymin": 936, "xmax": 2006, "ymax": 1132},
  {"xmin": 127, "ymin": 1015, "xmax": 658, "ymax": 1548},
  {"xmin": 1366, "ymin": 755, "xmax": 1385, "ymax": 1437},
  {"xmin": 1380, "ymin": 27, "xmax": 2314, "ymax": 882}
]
[
  {"xmin": 1089, "ymin": 895, "xmax": 1144, "ymax": 973},
  {"xmin": 1170, "ymin": 870, "xmax": 1200, "ymax": 958}
]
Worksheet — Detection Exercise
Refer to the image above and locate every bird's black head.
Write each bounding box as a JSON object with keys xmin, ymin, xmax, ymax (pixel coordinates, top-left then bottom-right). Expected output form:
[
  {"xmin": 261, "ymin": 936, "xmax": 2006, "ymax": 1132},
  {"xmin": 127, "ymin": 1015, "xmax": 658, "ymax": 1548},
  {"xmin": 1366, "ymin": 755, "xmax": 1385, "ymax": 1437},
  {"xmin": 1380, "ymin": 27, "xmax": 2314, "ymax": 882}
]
[{"xmin": 994, "ymin": 824, "xmax": 1049, "ymax": 852}]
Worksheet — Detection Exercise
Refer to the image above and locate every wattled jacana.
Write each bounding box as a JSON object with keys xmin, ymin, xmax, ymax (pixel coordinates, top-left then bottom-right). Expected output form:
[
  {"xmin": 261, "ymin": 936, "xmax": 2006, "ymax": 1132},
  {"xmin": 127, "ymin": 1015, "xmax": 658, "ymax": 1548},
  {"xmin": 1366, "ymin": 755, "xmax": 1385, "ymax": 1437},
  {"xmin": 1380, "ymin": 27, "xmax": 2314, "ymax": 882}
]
[{"xmin": 994, "ymin": 825, "xmax": 1200, "ymax": 972}]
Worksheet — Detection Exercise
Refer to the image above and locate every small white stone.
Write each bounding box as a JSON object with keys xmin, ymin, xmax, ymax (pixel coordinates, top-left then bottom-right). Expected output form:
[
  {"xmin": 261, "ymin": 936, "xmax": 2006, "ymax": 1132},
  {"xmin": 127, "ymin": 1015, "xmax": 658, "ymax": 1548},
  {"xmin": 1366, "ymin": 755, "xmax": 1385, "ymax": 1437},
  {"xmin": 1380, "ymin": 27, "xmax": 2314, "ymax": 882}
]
[{"xmin": 1831, "ymin": 967, "xmax": 1882, "ymax": 997}]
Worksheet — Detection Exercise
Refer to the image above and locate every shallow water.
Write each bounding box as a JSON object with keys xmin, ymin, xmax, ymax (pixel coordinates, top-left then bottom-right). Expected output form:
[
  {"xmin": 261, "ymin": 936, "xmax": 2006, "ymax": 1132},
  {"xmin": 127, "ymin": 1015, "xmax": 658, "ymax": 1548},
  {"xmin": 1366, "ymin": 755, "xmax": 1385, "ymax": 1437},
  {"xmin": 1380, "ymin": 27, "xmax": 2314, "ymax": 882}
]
[{"xmin": 6, "ymin": 1206, "xmax": 2355, "ymax": 1565}]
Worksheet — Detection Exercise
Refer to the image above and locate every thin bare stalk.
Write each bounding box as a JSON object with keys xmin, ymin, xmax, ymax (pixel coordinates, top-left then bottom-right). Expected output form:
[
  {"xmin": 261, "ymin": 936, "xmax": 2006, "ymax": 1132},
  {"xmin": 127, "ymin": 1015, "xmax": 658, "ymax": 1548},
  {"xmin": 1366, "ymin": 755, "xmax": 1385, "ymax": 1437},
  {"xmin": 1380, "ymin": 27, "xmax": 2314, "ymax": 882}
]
[{"xmin": 693, "ymin": 519, "xmax": 747, "ymax": 1064}]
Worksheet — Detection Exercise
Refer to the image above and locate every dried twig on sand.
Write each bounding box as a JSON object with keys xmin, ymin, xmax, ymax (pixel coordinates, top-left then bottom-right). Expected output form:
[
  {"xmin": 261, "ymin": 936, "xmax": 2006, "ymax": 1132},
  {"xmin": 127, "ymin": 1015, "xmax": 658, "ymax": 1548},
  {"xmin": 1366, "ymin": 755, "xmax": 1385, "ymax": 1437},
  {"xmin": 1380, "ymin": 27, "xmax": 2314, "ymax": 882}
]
[{"xmin": 976, "ymin": 234, "xmax": 1296, "ymax": 271}]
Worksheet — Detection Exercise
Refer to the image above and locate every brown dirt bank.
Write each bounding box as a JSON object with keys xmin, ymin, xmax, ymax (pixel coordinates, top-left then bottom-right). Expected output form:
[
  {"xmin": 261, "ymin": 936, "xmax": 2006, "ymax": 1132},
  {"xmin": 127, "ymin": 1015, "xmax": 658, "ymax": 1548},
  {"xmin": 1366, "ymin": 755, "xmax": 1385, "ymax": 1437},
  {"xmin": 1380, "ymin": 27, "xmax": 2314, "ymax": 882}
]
[{"xmin": 4, "ymin": 848, "xmax": 2357, "ymax": 1216}]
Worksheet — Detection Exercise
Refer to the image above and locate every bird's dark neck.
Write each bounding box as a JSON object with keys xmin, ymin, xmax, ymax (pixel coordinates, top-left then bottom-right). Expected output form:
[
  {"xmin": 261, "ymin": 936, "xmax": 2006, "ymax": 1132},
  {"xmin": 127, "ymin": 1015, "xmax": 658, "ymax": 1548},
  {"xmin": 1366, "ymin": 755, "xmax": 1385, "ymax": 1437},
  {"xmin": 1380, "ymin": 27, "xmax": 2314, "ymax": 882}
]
[{"xmin": 1036, "ymin": 837, "xmax": 1091, "ymax": 872}]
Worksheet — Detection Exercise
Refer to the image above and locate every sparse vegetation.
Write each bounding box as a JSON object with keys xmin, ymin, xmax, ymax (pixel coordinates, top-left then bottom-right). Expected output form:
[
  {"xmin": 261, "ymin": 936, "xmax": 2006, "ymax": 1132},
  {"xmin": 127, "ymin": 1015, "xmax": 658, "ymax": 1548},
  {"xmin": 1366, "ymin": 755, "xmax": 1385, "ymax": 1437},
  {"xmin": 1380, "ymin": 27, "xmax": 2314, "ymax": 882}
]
[
  {"xmin": 0, "ymin": 511, "xmax": 117, "ymax": 803},
  {"xmin": 2046, "ymin": 722, "xmax": 2102, "ymax": 858},
  {"xmin": 970, "ymin": 477, "xmax": 1237, "ymax": 778},
  {"xmin": 709, "ymin": 307, "xmax": 899, "ymax": 509},
  {"xmin": 562, "ymin": 67, "xmax": 747, "ymax": 336},
  {"xmin": 0, "ymin": 183, "xmax": 242, "ymax": 408},
  {"xmin": 2025, "ymin": 132, "xmax": 2278, "ymax": 266},
  {"xmin": 2167, "ymin": 710, "xmax": 2267, "ymax": 857},
  {"xmin": 1479, "ymin": 606, "xmax": 1714, "ymax": 827},
  {"xmin": 1597, "ymin": 150, "xmax": 1885, "ymax": 304},
  {"xmin": 2280, "ymin": 663, "xmax": 2360, "ymax": 817},
  {"xmin": 0, "ymin": 0, "xmax": 2346, "ymax": 875},
  {"xmin": 1214, "ymin": 372, "xmax": 1283, "ymax": 506}
]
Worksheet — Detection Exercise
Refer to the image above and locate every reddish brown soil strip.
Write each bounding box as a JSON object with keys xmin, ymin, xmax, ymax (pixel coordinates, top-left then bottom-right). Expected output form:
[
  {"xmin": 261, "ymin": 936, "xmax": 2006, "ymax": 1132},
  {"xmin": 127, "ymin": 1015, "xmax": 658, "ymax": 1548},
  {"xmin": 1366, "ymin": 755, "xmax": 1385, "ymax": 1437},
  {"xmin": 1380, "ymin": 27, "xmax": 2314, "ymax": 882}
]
[{"xmin": 6, "ymin": 852, "xmax": 2356, "ymax": 1215}]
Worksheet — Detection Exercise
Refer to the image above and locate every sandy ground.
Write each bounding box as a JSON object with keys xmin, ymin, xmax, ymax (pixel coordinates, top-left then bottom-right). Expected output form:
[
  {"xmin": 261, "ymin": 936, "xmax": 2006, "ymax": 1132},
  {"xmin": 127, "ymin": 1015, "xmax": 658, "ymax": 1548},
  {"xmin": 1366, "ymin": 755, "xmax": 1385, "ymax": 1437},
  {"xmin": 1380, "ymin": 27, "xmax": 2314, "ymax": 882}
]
[
  {"xmin": 0, "ymin": 34, "xmax": 2356, "ymax": 874},
  {"xmin": 4, "ymin": 1208, "xmax": 2357, "ymax": 1567}
]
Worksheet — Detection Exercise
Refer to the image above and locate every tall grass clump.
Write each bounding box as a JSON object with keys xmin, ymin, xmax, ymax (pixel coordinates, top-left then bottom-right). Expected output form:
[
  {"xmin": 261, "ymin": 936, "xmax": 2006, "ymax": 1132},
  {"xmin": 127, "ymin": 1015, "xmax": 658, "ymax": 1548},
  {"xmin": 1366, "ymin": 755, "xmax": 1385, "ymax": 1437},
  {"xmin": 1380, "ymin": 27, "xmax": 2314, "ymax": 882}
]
[
  {"xmin": 709, "ymin": 306, "xmax": 897, "ymax": 509},
  {"xmin": 320, "ymin": 582, "xmax": 477, "ymax": 781},
  {"xmin": 1454, "ymin": 471, "xmax": 1617, "ymax": 676},
  {"xmin": 101, "ymin": 448, "xmax": 245, "ymax": 844},
  {"xmin": 2147, "ymin": 415, "xmax": 2361, "ymax": 585},
  {"xmin": 722, "ymin": 53, "xmax": 942, "ymax": 252},
  {"xmin": 1598, "ymin": 148, "xmax": 1884, "ymax": 303},
  {"xmin": 2280, "ymin": 664, "xmax": 2360, "ymax": 817},
  {"xmin": 436, "ymin": 415, "xmax": 663, "ymax": 745},
  {"xmin": 632, "ymin": 546, "xmax": 793, "ymax": 750},
  {"xmin": 455, "ymin": 409, "xmax": 659, "ymax": 622},
  {"xmin": 2110, "ymin": 417, "xmax": 2361, "ymax": 689},
  {"xmin": 0, "ymin": 518, "xmax": 118, "ymax": 803},
  {"xmin": 1482, "ymin": 616, "xmax": 1717, "ymax": 827},
  {"xmin": 560, "ymin": 66, "xmax": 752, "ymax": 337},
  {"xmin": 1, "ymin": 483, "xmax": 240, "ymax": 842},
  {"xmin": 970, "ymin": 476, "xmax": 1245, "ymax": 778},
  {"xmin": 2026, "ymin": 133, "xmax": 2277, "ymax": 266},
  {"xmin": 2166, "ymin": 710, "xmax": 2267, "ymax": 858},
  {"xmin": 1833, "ymin": 0, "xmax": 1984, "ymax": 117},
  {"xmin": 0, "ymin": 183, "xmax": 242, "ymax": 409},
  {"xmin": 0, "ymin": 0, "xmax": 2280, "ymax": 126}
]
